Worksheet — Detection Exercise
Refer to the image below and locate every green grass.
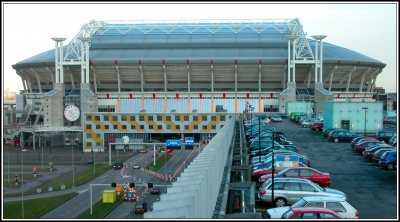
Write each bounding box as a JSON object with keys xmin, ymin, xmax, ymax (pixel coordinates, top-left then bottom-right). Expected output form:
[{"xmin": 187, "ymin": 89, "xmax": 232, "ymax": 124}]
[
  {"xmin": 3, "ymin": 192, "xmax": 78, "ymax": 219},
  {"xmin": 145, "ymin": 154, "xmax": 174, "ymax": 171},
  {"xmin": 76, "ymin": 194, "xmax": 124, "ymax": 219}
]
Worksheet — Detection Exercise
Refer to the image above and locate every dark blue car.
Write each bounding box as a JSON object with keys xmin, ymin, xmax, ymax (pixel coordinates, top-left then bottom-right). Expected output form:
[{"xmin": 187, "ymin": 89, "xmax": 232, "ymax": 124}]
[{"xmin": 379, "ymin": 150, "xmax": 397, "ymax": 171}]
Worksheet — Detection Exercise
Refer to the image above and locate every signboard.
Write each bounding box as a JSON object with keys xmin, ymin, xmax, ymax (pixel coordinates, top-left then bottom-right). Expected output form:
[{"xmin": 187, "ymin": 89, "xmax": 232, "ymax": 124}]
[
  {"xmin": 64, "ymin": 105, "xmax": 80, "ymax": 121},
  {"xmin": 166, "ymin": 139, "xmax": 181, "ymax": 147},
  {"xmin": 127, "ymin": 192, "xmax": 133, "ymax": 200},
  {"xmin": 276, "ymin": 155, "xmax": 299, "ymax": 168},
  {"xmin": 184, "ymin": 137, "xmax": 194, "ymax": 145}
]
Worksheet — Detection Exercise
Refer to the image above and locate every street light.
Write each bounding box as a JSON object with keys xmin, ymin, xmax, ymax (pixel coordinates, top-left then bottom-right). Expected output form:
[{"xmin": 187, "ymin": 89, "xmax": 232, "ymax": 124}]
[
  {"xmin": 250, "ymin": 105, "xmax": 253, "ymax": 141},
  {"xmin": 71, "ymin": 122, "xmax": 75, "ymax": 188},
  {"xmin": 258, "ymin": 117, "xmax": 261, "ymax": 163},
  {"xmin": 362, "ymin": 107, "xmax": 368, "ymax": 136},
  {"xmin": 271, "ymin": 131, "xmax": 284, "ymax": 206},
  {"xmin": 21, "ymin": 149, "xmax": 27, "ymax": 219}
]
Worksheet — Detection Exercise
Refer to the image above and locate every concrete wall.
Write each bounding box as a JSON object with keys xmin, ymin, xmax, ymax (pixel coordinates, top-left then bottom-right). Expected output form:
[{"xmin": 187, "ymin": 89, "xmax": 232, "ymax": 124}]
[
  {"xmin": 324, "ymin": 101, "xmax": 383, "ymax": 134},
  {"xmin": 285, "ymin": 101, "xmax": 313, "ymax": 116}
]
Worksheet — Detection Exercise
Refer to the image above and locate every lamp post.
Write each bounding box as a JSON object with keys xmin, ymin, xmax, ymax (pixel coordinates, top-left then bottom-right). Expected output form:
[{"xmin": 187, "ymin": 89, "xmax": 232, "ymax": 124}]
[
  {"xmin": 7, "ymin": 144, "xmax": 10, "ymax": 183},
  {"xmin": 41, "ymin": 132, "xmax": 44, "ymax": 169},
  {"xmin": 71, "ymin": 122, "xmax": 75, "ymax": 188},
  {"xmin": 21, "ymin": 149, "xmax": 27, "ymax": 219},
  {"xmin": 271, "ymin": 131, "xmax": 284, "ymax": 206},
  {"xmin": 362, "ymin": 107, "xmax": 368, "ymax": 136},
  {"xmin": 164, "ymin": 151, "xmax": 167, "ymax": 193},
  {"xmin": 250, "ymin": 105, "xmax": 253, "ymax": 141},
  {"xmin": 258, "ymin": 117, "xmax": 261, "ymax": 163}
]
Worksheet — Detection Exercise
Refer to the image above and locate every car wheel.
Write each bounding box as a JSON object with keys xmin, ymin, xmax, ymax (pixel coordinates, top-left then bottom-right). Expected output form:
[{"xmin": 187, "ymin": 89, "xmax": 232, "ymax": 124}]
[
  {"xmin": 387, "ymin": 163, "xmax": 395, "ymax": 171},
  {"xmin": 334, "ymin": 138, "xmax": 339, "ymax": 143},
  {"xmin": 274, "ymin": 197, "xmax": 287, "ymax": 207},
  {"xmin": 315, "ymin": 128, "xmax": 319, "ymax": 131}
]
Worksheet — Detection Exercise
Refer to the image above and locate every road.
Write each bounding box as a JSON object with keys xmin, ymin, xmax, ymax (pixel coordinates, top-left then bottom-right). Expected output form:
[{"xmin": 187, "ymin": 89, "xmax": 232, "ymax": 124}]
[
  {"xmin": 106, "ymin": 148, "xmax": 196, "ymax": 219},
  {"xmin": 253, "ymin": 118, "xmax": 397, "ymax": 219},
  {"xmin": 38, "ymin": 147, "xmax": 197, "ymax": 219}
]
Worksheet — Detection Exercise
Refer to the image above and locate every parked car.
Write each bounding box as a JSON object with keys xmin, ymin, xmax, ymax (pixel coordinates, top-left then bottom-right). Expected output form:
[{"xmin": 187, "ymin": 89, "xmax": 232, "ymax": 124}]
[
  {"xmin": 150, "ymin": 187, "xmax": 160, "ymax": 194},
  {"xmin": 249, "ymin": 140, "xmax": 281, "ymax": 151},
  {"xmin": 363, "ymin": 144, "xmax": 395, "ymax": 161},
  {"xmin": 258, "ymin": 167, "xmax": 331, "ymax": 187},
  {"xmin": 383, "ymin": 117, "xmax": 390, "ymax": 124},
  {"xmin": 133, "ymin": 202, "xmax": 148, "ymax": 214},
  {"xmin": 299, "ymin": 117, "xmax": 310, "ymax": 125},
  {"xmin": 389, "ymin": 135, "xmax": 397, "ymax": 146},
  {"xmin": 310, "ymin": 122, "xmax": 323, "ymax": 131},
  {"xmin": 252, "ymin": 162, "xmax": 308, "ymax": 182},
  {"xmin": 84, "ymin": 160, "xmax": 94, "ymax": 164},
  {"xmin": 372, "ymin": 148, "xmax": 397, "ymax": 163},
  {"xmin": 322, "ymin": 128, "xmax": 342, "ymax": 138},
  {"xmin": 375, "ymin": 131, "xmax": 396, "ymax": 143},
  {"xmin": 379, "ymin": 150, "xmax": 397, "ymax": 171},
  {"xmin": 258, "ymin": 178, "xmax": 346, "ymax": 207},
  {"xmin": 281, "ymin": 207, "xmax": 343, "ymax": 219},
  {"xmin": 301, "ymin": 119, "xmax": 315, "ymax": 128},
  {"xmin": 350, "ymin": 137, "xmax": 377, "ymax": 148},
  {"xmin": 328, "ymin": 130, "xmax": 360, "ymax": 143},
  {"xmin": 272, "ymin": 115, "xmax": 282, "ymax": 122},
  {"xmin": 265, "ymin": 196, "xmax": 358, "ymax": 219},
  {"xmin": 133, "ymin": 163, "xmax": 140, "ymax": 169},
  {"xmin": 113, "ymin": 162, "xmax": 124, "ymax": 170},
  {"xmin": 353, "ymin": 140, "xmax": 383, "ymax": 154}
]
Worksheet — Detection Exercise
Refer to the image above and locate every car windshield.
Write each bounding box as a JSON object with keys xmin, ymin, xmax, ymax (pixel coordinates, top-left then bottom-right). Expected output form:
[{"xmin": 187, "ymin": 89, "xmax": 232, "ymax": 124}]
[
  {"xmin": 282, "ymin": 210, "xmax": 295, "ymax": 219},
  {"xmin": 135, "ymin": 204, "xmax": 143, "ymax": 208},
  {"xmin": 291, "ymin": 199, "xmax": 308, "ymax": 207},
  {"xmin": 276, "ymin": 168, "xmax": 290, "ymax": 176},
  {"xmin": 260, "ymin": 180, "xmax": 271, "ymax": 189}
]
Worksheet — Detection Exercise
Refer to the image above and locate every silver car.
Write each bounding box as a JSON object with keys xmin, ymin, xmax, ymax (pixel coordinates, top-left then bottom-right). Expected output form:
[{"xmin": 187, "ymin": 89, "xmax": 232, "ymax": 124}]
[
  {"xmin": 266, "ymin": 196, "xmax": 358, "ymax": 219},
  {"xmin": 301, "ymin": 119, "xmax": 315, "ymax": 128},
  {"xmin": 258, "ymin": 178, "xmax": 346, "ymax": 207}
]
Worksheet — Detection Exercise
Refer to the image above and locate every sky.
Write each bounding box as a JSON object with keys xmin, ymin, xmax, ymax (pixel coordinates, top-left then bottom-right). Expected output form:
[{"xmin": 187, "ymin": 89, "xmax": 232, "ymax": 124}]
[{"xmin": 2, "ymin": 2, "xmax": 398, "ymax": 94}]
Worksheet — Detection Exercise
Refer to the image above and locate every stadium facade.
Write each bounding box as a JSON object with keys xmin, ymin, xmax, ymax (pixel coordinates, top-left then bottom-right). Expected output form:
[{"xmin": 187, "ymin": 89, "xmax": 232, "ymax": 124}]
[{"xmin": 7, "ymin": 18, "xmax": 387, "ymax": 150}]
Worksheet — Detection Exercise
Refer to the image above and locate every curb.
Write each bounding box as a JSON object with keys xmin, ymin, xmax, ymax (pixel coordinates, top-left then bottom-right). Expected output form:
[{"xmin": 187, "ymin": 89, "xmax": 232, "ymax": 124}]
[
  {"xmin": 102, "ymin": 200, "xmax": 125, "ymax": 219},
  {"xmin": 36, "ymin": 192, "xmax": 79, "ymax": 218}
]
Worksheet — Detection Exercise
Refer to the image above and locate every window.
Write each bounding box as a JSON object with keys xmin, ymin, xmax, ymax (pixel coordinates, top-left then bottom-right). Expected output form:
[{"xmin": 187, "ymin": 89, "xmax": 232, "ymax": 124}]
[
  {"xmin": 202, "ymin": 116, "xmax": 207, "ymax": 121},
  {"xmin": 131, "ymin": 125, "xmax": 135, "ymax": 130},
  {"xmin": 113, "ymin": 125, "xmax": 118, "ymax": 130},
  {"xmin": 184, "ymin": 116, "xmax": 189, "ymax": 121},
  {"xmin": 96, "ymin": 125, "xmax": 101, "ymax": 129},
  {"xmin": 176, "ymin": 125, "xmax": 180, "ymax": 130},
  {"xmin": 105, "ymin": 125, "xmax": 109, "ymax": 130},
  {"xmin": 300, "ymin": 183, "xmax": 316, "ymax": 192},
  {"xmin": 96, "ymin": 142, "xmax": 101, "ymax": 148},
  {"xmin": 121, "ymin": 116, "xmax": 127, "ymax": 121},
  {"xmin": 157, "ymin": 116, "xmax": 163, "ymax": 121},
  {"xmin": 149, "ymin": 125, "xmax": 153, "ymax": 130},
  {"xmin": 185, "ymin": 125, "xmax": 189, "ymax": 130},
  {"xmin": 86, "ymin": 125, "xmax": 92, "ymax": 129},
  {"xmin": 86, "ymin": 133, "xmax": 92, "ymax": 138},
  {"xmin": 269, "ymin": 182, "xmax": 284, "ymax": 190},
  {"xmin": 193, "ymin": 116, "xmax": 198, "ymax": 121},
  {"xmin": 113, "ymin": 116, "xmax": 118, "ymax": 121},
  {"xmin": 286, "ymin": 182, "xmax": 301, "ymax": 191},
  {"xmin": 130, "ymin": 116, "xmax": 136, "ymax": 121},
  {"xmin": 220, "ymin": 125, "xmax": 224, "ymax": 128},
  {"xmin": 211, "ymin": 116, "xmax": 216, "ymax": 121},
  {"xmin": 158, "ymin": 125, "xmax": 162, "ymax": 130},
  {"xmin": 140, "ymin": 125, "xmax": 144, "ymax": 130},
  {"xmin": 96, "ymin": 134, "xmax": 101, "ymax": 138},
  {"xmin": 95, "ymin": 116, "xmax": 100, "ymax": 121},
  {"xmin": 300, "ymin": 170, "xmax": 314, "ymax": 176},
  {"xmin": 175, "ymin": 116, "xmax": 180, "ymax": 121},
  {"xmin": 211, "ymin": 125, "xmax": 216, "ymax": 130},
  {"xmin": 86, "ymin": 142, "xmax": 92, "ymax": 148},
  {"xmin": 305, "ymin": 202, "xmax": 324, "ymax": 207},
  {"xmin": 166, "ymin": 116, "xmax": 171, "ymax": 121},
  {"xmin": 148, "ymin": 116, "xmax": 153, "ymax": 121},
  {"xmin": 302, "ymin": 213, "xmax": 318, "ymax": 219},
  {"xmin": 285, "ymin": 169, "xmax": 299, "ymax": 177},
  {"xmin": 139, "ymin": 116, "xmax": 144, "ymax": 121},
  {"xmin": 202, "ymin": 125, "xmax": 207, "ymax": 130},
  {"xmin": 194, "ymin": 125, "xmax": 198, "ymax": 130},
  {"xmin": 167, "ymin": 125, "xmax": 171, "ymax": 130},
  {"xmin": 122, "ymin": 125, "xmax": 127, "ymax": 130},
  {"xmin": 326, "ymin": 202, "xmax": 346, "ymax": 212},
  {"xmin": 220, "ymin": 116, "xmax": 226, "ymax": 121},
  {"xmin": 320, "ymin": 213, "xmax": 339, "ymax": 219},
  {"xmin": 86, "ymin": 116, "xmax": 92, "ymax": 121},
  {"xmin": 104, "ymin": 116, "xmax": 109, "ymax": 121}
]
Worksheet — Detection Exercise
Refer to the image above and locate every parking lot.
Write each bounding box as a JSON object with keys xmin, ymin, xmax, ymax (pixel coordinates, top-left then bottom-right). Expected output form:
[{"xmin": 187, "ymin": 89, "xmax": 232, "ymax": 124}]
[{"xmin": 254, "ymin": 117, "xmax": 397, "ymax": 219}]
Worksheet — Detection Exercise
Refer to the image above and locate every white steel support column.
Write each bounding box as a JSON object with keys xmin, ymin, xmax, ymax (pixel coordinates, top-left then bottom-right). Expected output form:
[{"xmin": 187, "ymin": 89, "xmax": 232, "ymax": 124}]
[
  {"xmin": 258, "ymin": 65, "xmax": 262, "ymax": 94},
  {"xmin": 292, "ymin": 39, "xmax": 296, "ymax": 82},
  {"xmin": 328, "ymin": 65, "xmax": 338, "ymax": 92},
  {"xmin": 358, "ymin": 68, "xmax": 370, "ymax": 92},
  {"xmin": 314, "ymin": 40, "xmax": 318, "ymax": 83},
  {"xmin": 287, "ymin": 39, "xmax": 291, "ymax": 82},
  {"xmin": 80, "ymin": 40, "xmax": 85, "ymax": 83},
  {"xmin": 85, "ymin": 41, "xmax": 90, "ymax": 83},
  {"xmin": 346, "ymin": 72, "xmax": 353, "ymax": 92},
  {"xmin": 311, "ymin": 35, "xmax": 327, "ymax": 84},
  {"xmin": 319, "ymin": 39, "xmax": 324, "ymax": 82},
  {"xmin": 285, "ymin": 35, "xmax": 299, "ymax": 87},
  {"xmin": 78, "ymin": 37, "xmax": 92, "ymax": 84},
  {"xmin": 52, "ymin": 38, "xmax": 67, "ymax": 84},
  {"xmin": 234, "ymin": 64, "xmax": 237, "ymax": 98},
  {"xmin": 211, "ymin": 64, "xmax": 214, "ymax": 99},
  {"xmin": 67, "ymin": 67, "xmax": 76, "ymax": 89},
  {"xmin": 187, "ymin": 64, "xmax": 191, "ymax": 98},
  {"xmin": 46, "ymin": 67, "xmax": 55, "ymax": 87},
  {"xmin": 91, "ymin": 66, "xmax": 98, "ymax": 93},
  {"xmin": 22, "ymin": 79, "xmax": 26, "ymax": 91},
  {"xmin": 34, "ymin": 71, "xmax": 43, "ymax": 93}
]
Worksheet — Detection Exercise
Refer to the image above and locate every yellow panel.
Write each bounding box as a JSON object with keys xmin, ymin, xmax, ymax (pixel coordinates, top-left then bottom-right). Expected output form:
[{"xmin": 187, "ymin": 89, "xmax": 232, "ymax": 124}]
[
  {"xmin": 84, "ymin": 127, "xmax": 103, "ymax": 150},
  {"xmin": 87, "ymin": 114, "xmax": 109, "ymax": 132},
  {"xmin": 103, "ymin": 114, "xmax": 129, "ymax": 132},
  {"xmin": 124, "ymin": 114, "xmax": 146, "ymax": 132},
  {"xmin": 201, "ymin": 114, "xmax": 226, "ymax": 132},
  {"xmin": 159, "ymin": 114, "xmax": 180, "ymax": 132}
]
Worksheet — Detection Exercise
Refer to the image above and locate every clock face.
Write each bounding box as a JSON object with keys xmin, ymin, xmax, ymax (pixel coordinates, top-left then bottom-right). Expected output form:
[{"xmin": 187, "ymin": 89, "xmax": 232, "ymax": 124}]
[{"xmin": 64, "ymin": 105, "xmax": 80, "ymax": 121}]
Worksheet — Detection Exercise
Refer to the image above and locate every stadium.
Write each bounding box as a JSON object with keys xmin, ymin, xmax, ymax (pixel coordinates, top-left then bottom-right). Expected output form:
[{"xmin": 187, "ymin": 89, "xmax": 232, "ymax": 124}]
[{"xmin": 5, "ymin": 18, "xmax": 388, "ymax": 218}]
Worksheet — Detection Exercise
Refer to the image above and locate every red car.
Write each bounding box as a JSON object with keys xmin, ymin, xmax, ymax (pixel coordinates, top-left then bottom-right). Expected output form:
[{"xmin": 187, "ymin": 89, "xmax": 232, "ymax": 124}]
[
  {"xmin": 282, "ymin": 207, "xmax": 343, "ymax": 219},
  {"xmin": 258, "ymin": 167, "xmax": 331, "ymax": 187},
  {"xmin": 351, "ymin": 137, "xmax": 378, "ymax": 148},
  {"xmin": 383, "ymin": 118, "xmax": 390, "ymax": 124},
  {"xmin": 150, "ymin": 187, "xmax": 160, "ymax": 194},
  {"xmin": 353, "ymin": 140, "xmax": 382, "ymax": 154},
  {"xmin": 251, "ymin": 162, "xmax": 307, "ymax": 182},
  {"xmin": 310, "ymin": 122, "xmax": 323, "ymax": 131}
]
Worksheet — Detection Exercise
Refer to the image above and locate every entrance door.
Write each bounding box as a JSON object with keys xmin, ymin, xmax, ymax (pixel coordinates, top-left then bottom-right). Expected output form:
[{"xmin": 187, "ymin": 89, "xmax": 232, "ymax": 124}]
[{"xmin": 341, "ymin": 120, "xmax": 350, "ymax": 131}]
